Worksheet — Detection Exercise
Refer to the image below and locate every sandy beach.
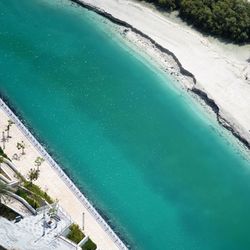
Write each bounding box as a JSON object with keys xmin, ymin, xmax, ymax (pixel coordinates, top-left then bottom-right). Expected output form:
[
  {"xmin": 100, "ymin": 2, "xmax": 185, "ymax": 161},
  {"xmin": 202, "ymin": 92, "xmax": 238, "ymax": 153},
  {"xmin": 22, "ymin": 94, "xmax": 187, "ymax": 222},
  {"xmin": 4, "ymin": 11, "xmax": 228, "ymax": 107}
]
[
  {"xmin": 73, "ymin": 0, "xmax": 250, "ymax": 150},
  {"xmin": 0, "ymin": 99, "xmax": 126, "ymax": 250}
]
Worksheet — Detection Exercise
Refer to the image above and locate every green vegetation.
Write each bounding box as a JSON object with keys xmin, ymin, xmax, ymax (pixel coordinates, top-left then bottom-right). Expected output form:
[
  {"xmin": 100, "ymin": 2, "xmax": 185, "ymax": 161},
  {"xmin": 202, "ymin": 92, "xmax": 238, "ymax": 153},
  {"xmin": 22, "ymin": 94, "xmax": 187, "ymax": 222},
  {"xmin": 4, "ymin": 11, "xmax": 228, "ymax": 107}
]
[
  {"xmin": 27, "ymin": 168, "xmax": 40, "ymax": 184},
  {"xmin": 0, "ymin": 147, "xmax": 8, "ymax": 159},
  {"xmin": 67, "ymin": 223, "xmax": 85, "ymax": 244},
  {"xmin": 82, "ymin": 238, "xmax": 97, "ymax": 250},
  {"xmin": 0, "ymin": 203, "xmax": 19, "ymax": 220},
  {"xmin": 15, "ymin": 181, "xmax": 53, "ymax": 209},
  {"xmin": 0, "ymin": 137, "xmax": 53, "ymax": 211},
  {"xmin": 34, "ymin": 156, "xmax": 45, "ymax": 167},
  {"xmin": 0, "ymin": 150, "xmax": 52, "ymax": 208},
  {"xmin": 140, "ymin": 0, "xmax": 250, "ymax": 43},
  {"xmin": 5, "ymin": 120, "xmax": 14, "ymax": 140},
  {"xmin": 23, "ymin": 181, "xmax": 53, "ymax": 204},
  {"xmin": 16, "ymin": 141, "xmax": 25, "ymax": 155},
  {"xmin": 15, "ymin": 187, "xmax": 41, "ymax": 209}
]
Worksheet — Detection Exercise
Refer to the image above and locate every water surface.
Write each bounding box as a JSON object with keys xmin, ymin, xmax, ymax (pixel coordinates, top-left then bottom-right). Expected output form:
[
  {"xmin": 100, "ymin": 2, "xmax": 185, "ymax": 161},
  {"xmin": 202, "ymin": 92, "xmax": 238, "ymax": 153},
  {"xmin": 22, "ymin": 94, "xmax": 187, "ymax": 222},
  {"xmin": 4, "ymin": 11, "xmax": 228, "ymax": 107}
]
[{"xmin": 1, "ymin": 0, "xmax": 250, "ymax": 249}]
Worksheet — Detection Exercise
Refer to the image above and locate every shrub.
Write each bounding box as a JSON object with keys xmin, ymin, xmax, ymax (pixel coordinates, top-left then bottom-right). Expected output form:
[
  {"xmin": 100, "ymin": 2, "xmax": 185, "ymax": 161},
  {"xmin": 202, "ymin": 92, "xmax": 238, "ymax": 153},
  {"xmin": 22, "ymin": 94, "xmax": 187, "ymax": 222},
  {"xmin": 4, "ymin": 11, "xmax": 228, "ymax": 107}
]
[
  {"xmin": 82, "ymin": 238, "xmax": 97, "ymax": 250},
  {"xmin": 0, "ymin": 147, "xmax": 8, "ymax": 159},
  {"xmin": 23, "ymin": 181, "xmax": 53, "ymax": 204},
  {"xmin": 141, "ymin": 0, "xmax": 250, "ymax": 43},
  {"xmin": 67, "ymin": 224, "xmax": 85, "ymax": 244},
  {"xmin": 16, "ymin": 188, "xmax": 40, "ymax": 209},
  {"xmin": 25, "ymin": 196, "xmax": 39, "ymax": 209}
]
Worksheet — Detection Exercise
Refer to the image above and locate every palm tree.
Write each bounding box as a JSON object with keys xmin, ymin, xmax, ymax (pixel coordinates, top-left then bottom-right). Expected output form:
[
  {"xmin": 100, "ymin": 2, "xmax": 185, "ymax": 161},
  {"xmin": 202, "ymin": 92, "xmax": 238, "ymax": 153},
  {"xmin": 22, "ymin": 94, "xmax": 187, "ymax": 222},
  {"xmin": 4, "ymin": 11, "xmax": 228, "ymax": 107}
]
[
  {"xmin": 17, "ymin": 141, "xmax": 25, "ymax": 155},
  {"xmin": 27, "ymin": 168, "xmax": 40, "ymax": 185},
  {"xmin": 5, "ymin": 120, "xmax": 14, "ymax": 141},
  {"xmin": 1, "ymin": 132, "xmax": 6, "ymax": 150}
]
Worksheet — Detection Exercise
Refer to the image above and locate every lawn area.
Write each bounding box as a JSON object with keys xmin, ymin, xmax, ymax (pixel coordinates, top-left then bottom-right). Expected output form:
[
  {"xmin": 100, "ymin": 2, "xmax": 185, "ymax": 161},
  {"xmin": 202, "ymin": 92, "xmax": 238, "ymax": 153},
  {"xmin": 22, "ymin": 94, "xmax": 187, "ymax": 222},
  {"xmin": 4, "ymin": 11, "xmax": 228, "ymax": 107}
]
[
  {"xmin": 23, "ymin": 181, "xmax": 53, "ymax": 204},
  {"xmin": 15, "ymin": 187, "xmax": 42, "ymax": 209},
  {"xmin": 15, "ymin": 182, "xmax": 53, "ymax": 209}
]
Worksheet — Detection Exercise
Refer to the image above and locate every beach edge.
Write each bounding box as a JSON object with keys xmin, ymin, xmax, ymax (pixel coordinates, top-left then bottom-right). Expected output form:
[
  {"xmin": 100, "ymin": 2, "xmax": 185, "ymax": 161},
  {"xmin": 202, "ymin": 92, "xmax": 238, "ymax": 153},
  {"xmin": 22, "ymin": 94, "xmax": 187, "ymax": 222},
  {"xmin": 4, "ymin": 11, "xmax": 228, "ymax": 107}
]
[{"xmin": 71, "ymin": 0, "xmax": 250, "ymax": 151}]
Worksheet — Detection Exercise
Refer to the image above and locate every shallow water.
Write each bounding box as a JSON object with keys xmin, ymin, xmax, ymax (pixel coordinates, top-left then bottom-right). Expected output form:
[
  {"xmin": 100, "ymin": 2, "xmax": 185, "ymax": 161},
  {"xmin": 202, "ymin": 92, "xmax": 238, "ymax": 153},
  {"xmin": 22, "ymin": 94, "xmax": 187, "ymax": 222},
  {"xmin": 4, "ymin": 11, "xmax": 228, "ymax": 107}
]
[{"xmin": 1, "ymin": 0, "xmax": 250, "ymax": 249}]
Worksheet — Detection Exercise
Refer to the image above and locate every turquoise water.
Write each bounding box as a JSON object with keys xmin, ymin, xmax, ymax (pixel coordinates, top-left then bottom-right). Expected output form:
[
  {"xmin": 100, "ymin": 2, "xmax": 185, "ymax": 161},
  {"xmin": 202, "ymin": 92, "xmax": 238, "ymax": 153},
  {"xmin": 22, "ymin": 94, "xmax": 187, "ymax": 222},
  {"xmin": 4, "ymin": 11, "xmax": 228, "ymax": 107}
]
[{"xmin": 1, "ymin": 0, "xmax": 250, "ymax": 249}]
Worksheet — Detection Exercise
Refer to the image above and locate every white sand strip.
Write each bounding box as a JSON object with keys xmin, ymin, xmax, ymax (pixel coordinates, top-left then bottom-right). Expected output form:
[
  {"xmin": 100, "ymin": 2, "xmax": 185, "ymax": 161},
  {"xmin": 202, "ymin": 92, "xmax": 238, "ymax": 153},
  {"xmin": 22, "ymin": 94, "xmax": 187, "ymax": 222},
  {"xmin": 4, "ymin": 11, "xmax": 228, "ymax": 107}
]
[
  {"xmin": 0, "ymin": 99, "xmax": 127, "ymax": 250},
  {"xmin": 75, "ymin": 0, "xmax": 250, "ymax": 148}
]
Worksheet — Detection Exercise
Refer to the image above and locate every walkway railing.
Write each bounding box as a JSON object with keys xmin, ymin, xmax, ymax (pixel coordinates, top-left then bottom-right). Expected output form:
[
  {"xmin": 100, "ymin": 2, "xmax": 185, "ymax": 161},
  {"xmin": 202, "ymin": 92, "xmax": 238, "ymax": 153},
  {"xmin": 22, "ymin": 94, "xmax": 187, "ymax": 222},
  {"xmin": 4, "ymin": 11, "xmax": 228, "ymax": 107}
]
[{"xmin": 0, "ymin": 98, "xmax": 128, "ymax": 250}]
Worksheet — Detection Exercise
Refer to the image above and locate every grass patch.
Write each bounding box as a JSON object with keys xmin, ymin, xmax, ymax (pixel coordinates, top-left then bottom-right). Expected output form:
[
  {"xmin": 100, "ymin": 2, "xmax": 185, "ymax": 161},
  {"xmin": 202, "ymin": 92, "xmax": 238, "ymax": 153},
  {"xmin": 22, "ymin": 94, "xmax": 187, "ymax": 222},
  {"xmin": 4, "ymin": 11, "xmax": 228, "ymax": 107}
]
[
  {"xmin": 0, "ymin": 203, "xmax": 19, "ymax": 221},
  {"xmin": 67, "ymin": 224, "xmax": 85, "ymax": 244},
  {"xmin": 23, "ymin": 181, "xmax": 53, "ymax": 204},
  {"xmin": 16, "ymin": 182, "xmax": 53, "ymax": 209},
  {"xmin": 81, "ymin": 238, "xmax": 97, "ymax": 250},
  {"xmin": 15, "ymin": 187, "xmax": 41, "ymax": 209}
]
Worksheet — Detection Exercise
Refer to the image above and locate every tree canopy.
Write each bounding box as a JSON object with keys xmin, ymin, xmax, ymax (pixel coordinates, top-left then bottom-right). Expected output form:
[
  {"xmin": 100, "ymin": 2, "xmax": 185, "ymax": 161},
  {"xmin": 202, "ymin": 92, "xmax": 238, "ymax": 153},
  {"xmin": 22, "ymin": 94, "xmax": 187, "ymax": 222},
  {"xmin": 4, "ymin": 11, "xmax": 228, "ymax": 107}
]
[
  {"xmin": 140, "ymin": 0, "xmax": 250, "ymax": 43},
  {"xmin": 27, "ymin": 168, "xmax": 40, "ymax": 184}
]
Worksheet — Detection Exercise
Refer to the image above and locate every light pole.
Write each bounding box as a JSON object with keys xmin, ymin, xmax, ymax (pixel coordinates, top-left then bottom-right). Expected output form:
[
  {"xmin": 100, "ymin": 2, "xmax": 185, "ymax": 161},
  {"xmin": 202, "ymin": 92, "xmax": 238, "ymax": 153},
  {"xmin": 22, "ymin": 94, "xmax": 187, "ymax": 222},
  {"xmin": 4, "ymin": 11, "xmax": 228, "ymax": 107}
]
[
  {"xmin": 82, "ymin": 212, "xmax": 85, "ymax": 231},
  {"xmin": 42, "ymin": 206, "xmax": 46, "ymax": 237}
]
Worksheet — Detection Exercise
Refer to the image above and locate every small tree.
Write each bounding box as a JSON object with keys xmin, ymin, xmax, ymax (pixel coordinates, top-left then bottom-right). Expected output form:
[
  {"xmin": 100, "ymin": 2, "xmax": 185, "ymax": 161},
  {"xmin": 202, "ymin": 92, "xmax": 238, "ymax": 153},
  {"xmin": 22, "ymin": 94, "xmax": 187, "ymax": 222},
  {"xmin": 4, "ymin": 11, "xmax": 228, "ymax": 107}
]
[
  {"xmin": 27, "ymin": 168, "xmax": 40, "ymax": 185},
  {"xmin": 48, "ymin": 200, "xmax": 58, "ymax": 218},
  {"xmin": 1, "ymin": 132, "xmax": 6, "ymax": 150},
  {"xmin": 34, "ymin": 156, "xmax": 44, "ymax": 168},
  {"xmin": 17, "ymin": 141, "xmax": 25, "ymax": 155},
  {"xmin": 5, "ymin": 120, "xmax": 14, "ymax": 141}
]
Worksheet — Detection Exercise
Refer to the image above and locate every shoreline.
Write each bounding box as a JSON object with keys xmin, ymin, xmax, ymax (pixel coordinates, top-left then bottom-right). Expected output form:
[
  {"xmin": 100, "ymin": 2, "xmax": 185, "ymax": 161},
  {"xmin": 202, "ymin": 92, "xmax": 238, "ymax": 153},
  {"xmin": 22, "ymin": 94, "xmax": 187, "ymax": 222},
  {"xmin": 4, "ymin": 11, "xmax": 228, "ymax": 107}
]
[
  {"xmin": 0, "ymin": 97, "xmax": 128, "ymax": 250},
  {"xmin": 1, "ymin": 1, "xmax": 249, "ymax": 249},
  {"xmin": 1, "ymin": 1, "xmax": 249, "ymax": 248},
  {"xmin": 71, "ymin": 0, "xmax": 197, "ymax": 83},
  {"xmin": 70, "ymin": 0, "xmax": 250, "ymax": 152}
]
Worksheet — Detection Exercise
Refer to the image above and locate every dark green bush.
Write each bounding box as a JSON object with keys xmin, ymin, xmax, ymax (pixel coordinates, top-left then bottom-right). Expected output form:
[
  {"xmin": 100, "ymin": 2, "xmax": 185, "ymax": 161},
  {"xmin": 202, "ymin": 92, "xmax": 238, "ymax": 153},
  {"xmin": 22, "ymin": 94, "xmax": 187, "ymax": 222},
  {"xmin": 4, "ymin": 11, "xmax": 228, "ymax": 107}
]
[
  {"xmin": 141, "ymin": 0, "xmax": 250, "ymax": 43},
  {"xmin": 67, "ymin": 224, "xmax": 85, "ymax": 244},
  {"xmin": 16, "ymin": 188, "xmax": 40, "ymax": 209},
  {"xmin": 23, "ymin": 181, "xmax": 53, "ymax": 204},
  {"xmin": 179, "ymin": 0, "xmax": 250, "ymax": 43},
  {"xmin": 81, "ymin": 238, "xmax": 97, "ymax": 250},
  {"xmin": 0, "ymin": 147, "xmax": 8, "ymax": 159},
  {"xmin": 25, "ymin": 196, "xmax": 39, "ymax": 209}
]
